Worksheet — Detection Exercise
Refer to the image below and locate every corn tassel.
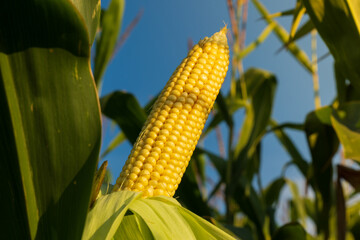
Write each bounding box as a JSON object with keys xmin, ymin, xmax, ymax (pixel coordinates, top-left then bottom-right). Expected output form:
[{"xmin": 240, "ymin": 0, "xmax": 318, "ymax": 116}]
[{"xmin": 113, "ymin": 27, "xmax": 229, "ymax": 197}]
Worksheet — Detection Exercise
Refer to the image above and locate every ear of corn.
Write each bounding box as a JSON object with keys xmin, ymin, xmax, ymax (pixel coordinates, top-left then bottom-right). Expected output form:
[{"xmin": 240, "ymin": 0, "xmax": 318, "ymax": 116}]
[{"xmin": 113, "ymin": 27, "xmax": 229, "ymax": 197}]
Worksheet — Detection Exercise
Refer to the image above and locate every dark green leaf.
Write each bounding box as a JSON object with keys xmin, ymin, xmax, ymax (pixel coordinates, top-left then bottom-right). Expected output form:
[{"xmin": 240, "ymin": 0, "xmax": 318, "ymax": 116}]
[
  {"xmin": 233, "ymin": 68, "xmax": 277, "ymax": 180},
  {"xmin": 0, "ymin": 1, "xmax": 90, "ymax": 57},
  {"xmin": 175, "ymin": 156, "xmax": 212, "ymax": 217},
  {"xmin": 235, "ymin": 183, "xmax": 266, "ymax": 240},
  {"xmin": 270, "ymin": 119, "xmax": 308, "ymax": 177},
  {"xmin": 215, "ymin": 91, "xmax": 233, "ymax": 128},
  {"xmin": 101, "ymin": 131, "xmax": 126, "ymax": 159},
  {"xmin": 101, "ymin": 91, "xmax": 147, "ymax": 145},
  {"xmin": 267, "ymin": 122, "xmax": 304, "ymax": 132},
  {"xmin": 272, "ymin": 222, "xmax": 308, "ymax": 240},
  {"xmin": 0, "ymin": 4, "xmax": 101, "ymax": 235},
  {"xmin": 302, "ymin": 0, "xmax": 360, "ymax": 90},
  {"xmin": 194, "ymin": 147, "xmax": 227, "ymax": 179},
  {"xmin": 337, "ymin": 164, "xmax": 360, "ymax": 190},
  {"xmin": 263, "ymin": 178, "xmax": 286, "ymax": 207},
  {"xmin": 305, "ymin": 109, "xmax": 339, "ymax": 237},
  {"xmin": 336, "ymin": 176, "xmax": 346, "ymax": 240}
]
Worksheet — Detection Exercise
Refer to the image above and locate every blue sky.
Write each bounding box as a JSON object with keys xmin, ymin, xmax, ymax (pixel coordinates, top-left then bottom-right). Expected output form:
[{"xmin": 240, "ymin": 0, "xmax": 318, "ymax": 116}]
[{"xmin": 98, "ymin": 0, "xmax": 337, "ymax": 189}]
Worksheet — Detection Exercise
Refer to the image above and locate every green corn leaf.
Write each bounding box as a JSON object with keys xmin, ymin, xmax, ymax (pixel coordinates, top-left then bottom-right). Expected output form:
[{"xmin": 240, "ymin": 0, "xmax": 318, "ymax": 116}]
[
  {"xmin": 305, "ymin": 108, "xmax": 339, "ymax": 237},
  {"xmin": 233, "ymin": 69, "xmax": 277, "ymax": 180},
  {"xmin": 101, "ymin": 131, "xmax": 126, "ymax": 159},
  {"xmin": 286, "ymin": 179, "xmax": 307, "ymax": 226},
  {"xmin": 331, "ymin": 102, "xmax": 360, "ymax": 161},
  {"xmin": 94, "ymin": 0, "xmax": 125, "ymax": 88},
  {"xmin": 194, "ymin": 147, "xmax": 227, "ymax": 179},
  {"xmin": 270, "ymin": 119, "xmax": 308, "ymax": 177},
  {"xmin": 302, "ymin": 0, "xmax": 360, "ymax": 90},
  {"xmin": 265, "ymin": 8, "xmax": 296, "ymax": 19},
  {"xmin": 129, "ymin": 196, "xmax": 236, "ymax": 240},
  {"xmin": 0, "ymin": 1, "xmax": 101, "ymax": 238},
  {"xmin": 82, "ymin": 191, "xmax": 141, "ymax": 240},
  {"xmin": 252, "ymin": 0, "xmax": 313, "ymax": 73},
  {"xmin": 272, "ymin": 222, "xmax": 311, "ymax": 240},
  {"xmin": 114, "ymin": 214, "xmax": 154, "ymax": 240},
  {"xmin": 238, "ymin": 22, "xmax": 276, "ymax": 60},
  {"xmin": 287, "ymin": 20, "xmax": 315, "ymax": 45},
  {"xmin": 263, "ymin": 178, "xmax": 286, "ymax": 207},
  {"xmin": 70, "ymin": 0, "xmax": 101, "ymax": 45},
  {"xmin": 235, "ymin": 183, "xmax": 266, "ymax": 239},
  {"xmin": 289, "ymin": 1, "xmax": 306, "ymax": 39},
  {"xmin": 101, "ymin": 91, "xmax": 147, "ymax": 145}
]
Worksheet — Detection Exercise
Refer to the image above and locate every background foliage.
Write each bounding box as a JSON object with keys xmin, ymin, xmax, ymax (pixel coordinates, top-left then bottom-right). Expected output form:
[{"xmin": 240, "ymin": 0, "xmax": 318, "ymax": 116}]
[{"xmin": 1, "ymin": 0, "xmax": 360, "ymax": 239}]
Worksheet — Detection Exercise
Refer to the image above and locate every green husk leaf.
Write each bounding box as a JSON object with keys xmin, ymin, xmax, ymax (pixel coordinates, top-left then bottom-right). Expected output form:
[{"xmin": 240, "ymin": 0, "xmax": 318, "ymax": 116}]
[
  {"xmin": 82, "ymin": 191, "xmax": 141, "ymax": 240},
  {"xmin": 114, "ymin": 214, "xmax": 154, "ymax": 240},
  {"xmin": 128, "ymin": 196, "xmax": 236, "ymax": 240}
]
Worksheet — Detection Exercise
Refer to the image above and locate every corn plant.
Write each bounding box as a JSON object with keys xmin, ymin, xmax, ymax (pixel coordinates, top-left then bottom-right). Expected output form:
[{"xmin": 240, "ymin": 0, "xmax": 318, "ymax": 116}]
[{"xmin": 2, "ymin": 0, "xmax": 360, "ymax": 239}]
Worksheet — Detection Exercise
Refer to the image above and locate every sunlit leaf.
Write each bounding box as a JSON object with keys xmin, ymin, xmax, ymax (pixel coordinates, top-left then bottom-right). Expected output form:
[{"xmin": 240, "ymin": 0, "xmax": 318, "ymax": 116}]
[
  {"xmin": 129, "ymin": 196, "xmax": 235, "ymax": 240},
  {"xmin": 286, "ymin": 179, "xmax": 307, "ymax": 226},
  {"xmin": 288, "ymin": 20, "xmax": 315, "ymax": 45},
  {"xmin": 252, "ymin": 0, "xmax": 313, "ymax": 73},
  {"xmin": 90, "ymin": 161, "xmax": 108, "ymax": 208},
  {"xmin": 94, "ymin": 0, "xmax": 125, "ymax": 87},
  {"xmin": 82, "ymin": 191, "xmax": 141, "ymax": 240},
  {"xmin": 331, "ymin": 102, "xmax": 360, "ymax": 161},
  {"xmin": 114, "ymin": 214, "xmax": 154, "ymax": 240},
  {"xmin": 238, "ymin": 23, "xmax": 276, "ymax": 60},
  {"xmin": 265, "ymin": 8, "xmax": 296, "ymax": 19},
  {"xmin": 289, "ymin": 1, "xmax": 306, "ymax": 39}
]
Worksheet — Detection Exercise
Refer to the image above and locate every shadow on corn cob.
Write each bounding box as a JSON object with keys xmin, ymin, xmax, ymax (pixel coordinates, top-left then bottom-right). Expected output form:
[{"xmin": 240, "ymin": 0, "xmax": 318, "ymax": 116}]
[{"xmin": 113, "ymin": 27, "xmax": 229, "ymax": 198}]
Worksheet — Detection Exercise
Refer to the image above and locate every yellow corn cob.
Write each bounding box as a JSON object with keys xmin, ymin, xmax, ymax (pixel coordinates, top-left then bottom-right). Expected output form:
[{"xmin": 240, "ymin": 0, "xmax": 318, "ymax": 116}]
[{"xmin": 113, "ymin": 27, "xmax": 229, "ymax": 197}]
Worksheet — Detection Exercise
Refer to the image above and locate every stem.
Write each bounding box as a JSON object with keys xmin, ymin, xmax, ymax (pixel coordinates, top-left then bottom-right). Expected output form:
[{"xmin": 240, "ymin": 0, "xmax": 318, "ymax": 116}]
[
  {"xmin": 311, "ymin": 30, "xmax": 321, "ymax": 109},
  {"xmin": 225, "ymin": 124, "xmax": 234, "ymax": 224}
]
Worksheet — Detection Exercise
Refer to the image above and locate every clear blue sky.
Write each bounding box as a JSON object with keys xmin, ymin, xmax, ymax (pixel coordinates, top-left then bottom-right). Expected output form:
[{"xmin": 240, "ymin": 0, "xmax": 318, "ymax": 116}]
[{"xmin": 98, "ymin": 0, "xmax": 336, "ymax": 188}]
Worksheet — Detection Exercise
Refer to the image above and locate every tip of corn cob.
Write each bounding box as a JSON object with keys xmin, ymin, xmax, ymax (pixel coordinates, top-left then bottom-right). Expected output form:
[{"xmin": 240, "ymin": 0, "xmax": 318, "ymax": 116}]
[{"xmin": 197, "ymin": 27, "xmax": 228, "ymax": 50}]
